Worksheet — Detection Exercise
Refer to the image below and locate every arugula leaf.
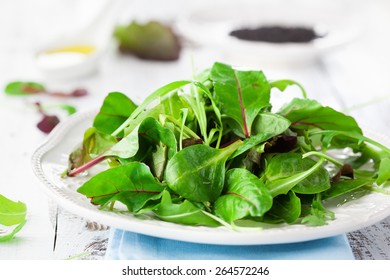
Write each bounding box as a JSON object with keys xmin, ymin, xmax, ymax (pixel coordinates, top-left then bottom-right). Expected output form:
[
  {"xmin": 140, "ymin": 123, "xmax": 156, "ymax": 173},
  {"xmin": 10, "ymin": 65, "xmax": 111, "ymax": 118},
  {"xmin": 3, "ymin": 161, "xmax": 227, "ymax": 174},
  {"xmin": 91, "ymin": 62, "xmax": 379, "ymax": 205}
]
[
  {"xmin": 93, "ymin": 92, "xmax": 137, "ymax": 136},
  {"xmin": 0, "ymin": 194, "xmax": 27, "ymax": 242},
  {"xmin": 211, "ymin": 62, "xmax": 271, "ymax": 138},
  {"xmin": 165, "ymin": 140, "xmax": 242, "ymax": 202},
  {"xmin": 214, "ymin": 168, "xmax": 272, "ymax": 223},
  {"xmin": 77, "ymin": 162, "xmax": 165, "ymax": 212},
  {"xmin": 153, "ymin": 190, "xmax": 220, "ymax": 226}
]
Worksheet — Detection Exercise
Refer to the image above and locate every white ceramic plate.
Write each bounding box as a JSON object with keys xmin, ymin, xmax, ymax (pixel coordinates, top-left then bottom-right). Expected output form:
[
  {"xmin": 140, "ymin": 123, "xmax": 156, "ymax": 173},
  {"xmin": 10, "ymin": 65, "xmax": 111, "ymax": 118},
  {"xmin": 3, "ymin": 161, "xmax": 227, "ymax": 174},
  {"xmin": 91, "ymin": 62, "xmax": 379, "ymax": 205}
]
[
  {"xmin": 31, "ymin": 110, "xmax": 390, "ymax": 245},
  {"xmin": 177, "ymin": 0, "xmax": 363, "ymax": 64}
]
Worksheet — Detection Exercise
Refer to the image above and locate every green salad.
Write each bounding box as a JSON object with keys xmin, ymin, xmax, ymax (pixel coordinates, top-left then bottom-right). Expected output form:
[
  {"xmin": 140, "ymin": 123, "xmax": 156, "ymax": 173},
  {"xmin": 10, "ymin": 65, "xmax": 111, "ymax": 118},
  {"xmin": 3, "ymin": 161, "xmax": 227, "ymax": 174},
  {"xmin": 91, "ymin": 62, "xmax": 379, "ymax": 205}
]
[{"xmin": 66, "ymin": 62, "xmax": 390, "ymax": 229}]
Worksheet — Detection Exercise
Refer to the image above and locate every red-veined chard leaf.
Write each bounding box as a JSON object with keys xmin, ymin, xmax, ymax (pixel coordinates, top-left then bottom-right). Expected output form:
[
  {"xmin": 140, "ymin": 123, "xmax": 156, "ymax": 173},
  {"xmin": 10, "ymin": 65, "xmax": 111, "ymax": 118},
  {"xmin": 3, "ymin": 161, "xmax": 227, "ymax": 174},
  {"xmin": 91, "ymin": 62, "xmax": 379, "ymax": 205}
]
[
  {"xmin": 214, "ymin": 168, "xmax": 272, "ymax": 223},
  {"xmin": 69, "ymin": 117, "xmax": 176, "ymax": 177},
  {"xmin": 210, "ymin": 62, "xmax": 271, "ymax": 138},
  {"xmin": 93, "ymin": 92, "xmax": 137, "ymax": 137},
  {"xmin": 4, "ymin": 81, "xmax": 45, "ymax": 95},
  {"xmin": 278, "ymin": 98, "xmax": 362, "ymax": 134},
  {"xmin": 77, "ymin": 162, "xmax": 165, "ymax": 212}
]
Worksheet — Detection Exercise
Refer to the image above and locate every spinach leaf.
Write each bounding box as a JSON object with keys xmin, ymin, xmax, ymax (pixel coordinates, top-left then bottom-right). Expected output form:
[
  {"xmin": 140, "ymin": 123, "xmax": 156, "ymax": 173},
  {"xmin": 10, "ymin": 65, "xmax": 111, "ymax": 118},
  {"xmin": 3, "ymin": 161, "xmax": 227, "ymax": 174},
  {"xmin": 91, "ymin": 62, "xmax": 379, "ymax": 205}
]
[
  {"xmin": 214, "ymin": 168, "xmax": 272, "ymax": 223},
  {"xmin": 93, "ymin": 92, "xmax": 137, "ymax": 136},
  {"xmin": 264, "ymin": 156, "xmax": 327, "ymax": 197},
  {"xmin": 322, "ymin": 178, "xmax": 374, "ymax": 200},
  {"xmin": 264, "ymin": 153, "xmax": 330, "ymax": 195},
  {"xmin": 153, "ymin": 191, "xmax": 220, "ymax": 226},
  {"xmin": 210, "ymin": 62, "xmax": 271, "ymax": 138},
  {"xmin": 77, "ymin": 162, "xmax": 165, "ymax": 212},
  {"xmin": 230, "ymin": 113, "xmax": 291, "ymax": 159},
  {"xmin": 165, "ymin": 140, "xmax": 242, "ymax": 202},
  {"xmin": 0, "ymin": 194, "xmax": 27, "ymax": 242},
  {"xmin": 264, "ymin": 191, "xmax": 301, "ymax": 224},
  {"xmin": 278, "ymin": 98, "xmax": 362, "ymax": 134}
]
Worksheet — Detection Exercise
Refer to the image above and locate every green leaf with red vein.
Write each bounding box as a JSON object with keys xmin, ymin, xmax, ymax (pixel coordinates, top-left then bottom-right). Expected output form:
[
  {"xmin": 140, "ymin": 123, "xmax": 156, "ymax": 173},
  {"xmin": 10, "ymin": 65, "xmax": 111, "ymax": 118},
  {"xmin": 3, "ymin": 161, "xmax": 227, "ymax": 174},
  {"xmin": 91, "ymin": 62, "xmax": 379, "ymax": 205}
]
[
  {"xmin": 210, "ymin": 62, "xmax": 271, "ymax": 138},
  {"xmin": 93, "ymin": 92, "xmax": 137, "ymax": 136},
  {"xmin": 278, "ymin": 98, "xmax": 362, "ymax": 134},
  {"xmin": 77, "ymin": 162, "xmax": 166, "ymax": 212}
]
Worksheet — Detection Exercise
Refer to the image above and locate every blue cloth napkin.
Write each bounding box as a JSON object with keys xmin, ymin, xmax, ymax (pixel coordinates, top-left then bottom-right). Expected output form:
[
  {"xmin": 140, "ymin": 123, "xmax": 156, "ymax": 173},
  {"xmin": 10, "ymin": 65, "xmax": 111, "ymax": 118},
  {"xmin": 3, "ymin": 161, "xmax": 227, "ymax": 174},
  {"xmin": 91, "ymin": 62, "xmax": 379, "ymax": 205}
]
[{"xmin": 105, "ymin": 229, "xmax": 355, "ymax": 260}]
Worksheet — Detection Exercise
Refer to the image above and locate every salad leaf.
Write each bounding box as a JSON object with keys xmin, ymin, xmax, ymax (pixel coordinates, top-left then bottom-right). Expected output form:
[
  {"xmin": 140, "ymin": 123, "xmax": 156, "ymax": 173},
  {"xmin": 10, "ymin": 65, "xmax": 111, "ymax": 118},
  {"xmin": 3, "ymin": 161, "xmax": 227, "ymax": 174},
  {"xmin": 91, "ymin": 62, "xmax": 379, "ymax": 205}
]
[
  {"xmin": 114, "ymin": 20, "xmax": 181, "ymax": 61},
  {"xmin": 377, "ymin": 157, "xmax": 390, "ymax": 186},
  {"xmin": 93, "ymin": 92, "xmax": 137, "ymax": 136},
  {"xmin": 165, "ymin": 140, "xmax": 242, "ymax": 202},
  {"xmin": 0, "ymin": 194, "xmax": 27, "ymax": 242},
  {"xmin": 154, "ymin": 190, "xmax": 220, "ymax": 226},
  {"xmin": 214, "ymin": 168, "xmax": 272, "ymax": 223},
  {"xmin": 322, "ymin": 178, "xmax": 373, "ymax": 200},
  {"xmin": 211, "ymin": 62, "xmax": 271, "ymax": 138},
  {"xmin": 264, "ymin": 153, "xmax": 330, "ymax": 195},
  {"xmin": 230, "ymin": 112, "xmax": 291, "ymax": 158},
  {"xmin": 5, "ymin": 81, "xmax": 45, "ymax": 95},
  {"xmin": 301, "ymin": 195, "xmax": 335, "ymax": 226},
  {"xmin": 278, "ymin": 98, "xmax": 362, "ymax": 134},
  {"xmin": 264, "ymin": 191, "xmax": 301, "ymax": 224},
  {"xmin": 77, "ymin": 162, "xmax": 165, "ymax": 212}
]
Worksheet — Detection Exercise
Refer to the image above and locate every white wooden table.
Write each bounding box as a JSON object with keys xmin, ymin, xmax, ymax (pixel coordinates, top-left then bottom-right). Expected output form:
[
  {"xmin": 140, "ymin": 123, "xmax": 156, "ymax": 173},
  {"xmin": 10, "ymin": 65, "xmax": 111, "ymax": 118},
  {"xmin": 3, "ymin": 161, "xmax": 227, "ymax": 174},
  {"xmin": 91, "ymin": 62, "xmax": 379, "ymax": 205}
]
[{"xmin": 1, "ymin": 0, "xmax": 390, "ymax": 260}]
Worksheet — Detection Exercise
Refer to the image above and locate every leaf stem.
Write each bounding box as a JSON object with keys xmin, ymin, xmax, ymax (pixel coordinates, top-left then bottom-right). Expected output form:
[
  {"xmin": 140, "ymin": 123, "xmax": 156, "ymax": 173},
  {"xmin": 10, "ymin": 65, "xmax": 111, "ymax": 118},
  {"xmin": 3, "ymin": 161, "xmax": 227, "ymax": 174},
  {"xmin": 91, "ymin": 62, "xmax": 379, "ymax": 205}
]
[
  {"xmin": 302, "ymin": 151, "xmax": 344, "ymax": 166},
  {"xmin": 68, "ymin": 155, "xmax": 107, "ymax": 177}
]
